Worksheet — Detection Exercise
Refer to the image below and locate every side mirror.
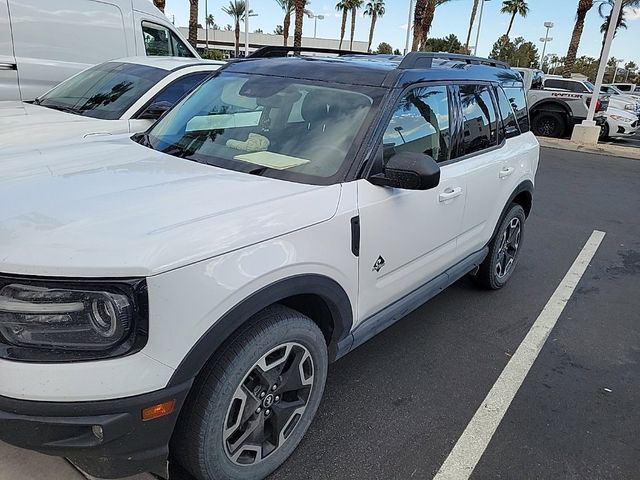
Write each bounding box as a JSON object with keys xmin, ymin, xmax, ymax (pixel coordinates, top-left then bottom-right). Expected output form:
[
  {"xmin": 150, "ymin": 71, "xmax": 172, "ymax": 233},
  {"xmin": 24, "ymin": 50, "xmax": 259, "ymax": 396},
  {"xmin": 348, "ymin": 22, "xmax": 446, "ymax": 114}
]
[
  {"xmin": 138, "ymin": 101, "xmax": 173, "ymax": 120},
  {"xmin": 369, "ymin": 151, "xmax": 440, "ymax": 190}
]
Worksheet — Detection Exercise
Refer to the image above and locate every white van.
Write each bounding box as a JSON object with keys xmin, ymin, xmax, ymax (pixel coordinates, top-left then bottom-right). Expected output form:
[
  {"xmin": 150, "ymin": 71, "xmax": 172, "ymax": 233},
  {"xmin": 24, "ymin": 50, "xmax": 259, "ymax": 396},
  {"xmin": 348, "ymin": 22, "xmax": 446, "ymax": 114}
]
[{"xmin": 0, "ymin": 0, "xmax": 198, "ymax": 101}]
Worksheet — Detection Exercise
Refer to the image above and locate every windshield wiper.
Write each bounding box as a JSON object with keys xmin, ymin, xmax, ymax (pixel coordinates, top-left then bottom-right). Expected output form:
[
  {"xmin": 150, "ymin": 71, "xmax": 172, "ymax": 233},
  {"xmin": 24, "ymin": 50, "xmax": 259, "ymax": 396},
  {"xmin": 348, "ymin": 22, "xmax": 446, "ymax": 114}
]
[{"xmin": 40, "ymin": 103, "xmax": 83, "ymax": 115}]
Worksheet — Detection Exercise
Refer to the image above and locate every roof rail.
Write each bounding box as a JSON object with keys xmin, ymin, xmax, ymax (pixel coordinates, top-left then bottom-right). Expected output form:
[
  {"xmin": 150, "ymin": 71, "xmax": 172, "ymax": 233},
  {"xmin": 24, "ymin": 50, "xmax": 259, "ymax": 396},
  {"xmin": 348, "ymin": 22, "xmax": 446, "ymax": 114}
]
[
  {"xmin": 249, "ymin": 46, "xmax": 370, "ymax": 58},
  {"xmin": 398, "ymin": 52, "xmax": 510, "ymax": 70}
]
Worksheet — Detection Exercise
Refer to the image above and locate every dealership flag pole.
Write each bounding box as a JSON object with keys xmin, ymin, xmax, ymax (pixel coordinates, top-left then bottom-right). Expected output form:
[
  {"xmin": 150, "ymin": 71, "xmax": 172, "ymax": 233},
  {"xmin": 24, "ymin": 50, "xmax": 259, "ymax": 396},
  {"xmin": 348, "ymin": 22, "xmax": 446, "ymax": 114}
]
[{"xmin": 245, "ymin": 0, "xmax": 250, "ymax": 56}]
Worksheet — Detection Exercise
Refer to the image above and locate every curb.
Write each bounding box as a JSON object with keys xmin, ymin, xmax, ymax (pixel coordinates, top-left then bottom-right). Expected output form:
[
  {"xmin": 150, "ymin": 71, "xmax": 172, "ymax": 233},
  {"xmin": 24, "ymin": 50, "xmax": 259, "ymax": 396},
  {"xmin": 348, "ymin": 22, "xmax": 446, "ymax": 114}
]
[{"xmin": 537, "ymin": 137, "xmax": 640, "ymax": 161}]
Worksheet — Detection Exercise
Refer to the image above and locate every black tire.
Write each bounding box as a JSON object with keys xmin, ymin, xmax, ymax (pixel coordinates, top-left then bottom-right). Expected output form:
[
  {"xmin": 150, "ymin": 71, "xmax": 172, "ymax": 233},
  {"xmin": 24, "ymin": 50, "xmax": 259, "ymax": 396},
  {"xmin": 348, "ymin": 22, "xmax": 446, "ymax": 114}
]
[
  {"xmin": 599, "ymin": 121, "xmax": 610, "ymax": 140},
  {"xmin": 172, "ymin": 305, "xmax": 328, "ymax": 480},
  {"xmin": 475, "ymin": 204, "xmax": 526, "ymax": 290},
  {"xmin": 531, "ymin": 111, "xmax": 567, "ymax": 138}
]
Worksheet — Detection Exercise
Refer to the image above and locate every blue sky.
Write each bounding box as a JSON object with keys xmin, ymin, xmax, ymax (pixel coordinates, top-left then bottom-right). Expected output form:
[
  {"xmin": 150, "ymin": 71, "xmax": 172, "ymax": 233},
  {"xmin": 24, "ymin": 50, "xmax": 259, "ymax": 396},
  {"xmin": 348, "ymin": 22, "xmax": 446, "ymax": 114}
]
[{"xmin": 160, "ymin": 0, "xmax": 640, "ymax": 65}]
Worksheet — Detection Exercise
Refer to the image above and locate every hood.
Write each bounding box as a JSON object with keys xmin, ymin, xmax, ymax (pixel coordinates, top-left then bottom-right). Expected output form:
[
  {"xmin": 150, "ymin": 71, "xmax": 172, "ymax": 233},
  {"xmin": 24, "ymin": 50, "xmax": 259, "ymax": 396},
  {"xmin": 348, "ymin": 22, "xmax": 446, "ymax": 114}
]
[
  {"xmin": 0, "ymin": 103, "xmax": 122, "ymax": 148},
  {"xmin": 606, "ymin": 106, "xmax": 639, "ymax": 120},
  {"xmin": 0, "ymin": 136, "xmax": 341, "ymax": 278}
]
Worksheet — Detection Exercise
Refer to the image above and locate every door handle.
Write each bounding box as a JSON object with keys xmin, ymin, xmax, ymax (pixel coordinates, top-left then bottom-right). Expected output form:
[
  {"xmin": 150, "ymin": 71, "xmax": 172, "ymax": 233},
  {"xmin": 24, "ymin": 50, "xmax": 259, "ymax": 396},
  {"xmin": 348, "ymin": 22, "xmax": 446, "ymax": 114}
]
[
  {"xmin": 0, "ymin": 63, "xmax": 17, "ymax": 71},
  {"xmin": 499, "ymin": 167, "xmax": 515, "ymax": 179},
  {"xmin": 438, "ymin": 187, "xmax": 463, "ymax": 202}
]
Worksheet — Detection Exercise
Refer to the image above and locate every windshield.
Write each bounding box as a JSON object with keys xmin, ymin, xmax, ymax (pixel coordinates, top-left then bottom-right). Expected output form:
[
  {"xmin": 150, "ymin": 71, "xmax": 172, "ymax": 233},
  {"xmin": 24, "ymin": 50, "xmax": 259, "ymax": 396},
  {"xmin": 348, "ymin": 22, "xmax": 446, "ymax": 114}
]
[
  {"xmin": 144, "ymin": 72, "xmax": 381, "ymax": 184},
  {"xmin": 37, "ymin": 62, "xmax": 168, "ymax": 120}
]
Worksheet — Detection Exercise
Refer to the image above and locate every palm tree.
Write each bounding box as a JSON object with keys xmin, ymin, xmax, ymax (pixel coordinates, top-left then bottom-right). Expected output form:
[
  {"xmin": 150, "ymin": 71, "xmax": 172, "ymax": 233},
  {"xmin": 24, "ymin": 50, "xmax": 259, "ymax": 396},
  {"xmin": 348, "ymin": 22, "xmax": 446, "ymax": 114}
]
[
  {"xmin": 412, "ymin": 0, "xmax": 451, "ymax": 51},
  {"xmin": 275, "ymin": 0, "xmax": 311, "ymax": 47},
  {"xmin": 500, "ymin": 0, "xmax": 529, "ymax": 39},
  {"xmin": 153, "ymin": 0, "xmax": 165, "ymax": 13},
  {"xmin": 205, "ymin": 14, "xmax": 215, "ymax": 50},
  {"xmin": 597, "ymin": 0, "xmax": 640, "ymax": 57},
  {"xmin": 336, "ymin": 1, "xmax": 350, "ymax": 49},
  {"xmin": 348, "ymin": 1, "xmax": 364, "ymax": 50},
  {"xmin": 562, "ymin": 0, "xmax": 594, "ymax": 78},
  {"xmin": 222, "ymin": 0, "xmax": 255, "ymax": 57},
  {"xmin": 465, "ymin": 0, "xmax": 480, "ymax": 52},
  {"xmin": 188, "ymin": 0, "xmax": 198, "ymax": 48},
  {"xmin": 293, "ymin": 0, "xmax": 306, "ymax": 48},
  {"xmin": 364, "ymin": 0, "xmax": 385, "ymax": 52}
]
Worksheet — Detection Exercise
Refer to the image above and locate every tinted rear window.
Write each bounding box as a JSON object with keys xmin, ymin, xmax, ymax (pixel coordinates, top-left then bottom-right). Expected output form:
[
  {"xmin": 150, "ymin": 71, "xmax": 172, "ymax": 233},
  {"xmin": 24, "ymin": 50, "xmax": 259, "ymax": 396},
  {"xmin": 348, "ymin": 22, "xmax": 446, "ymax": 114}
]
[
  {"xmin": 37, "ymin": 62, "xmax": 168, "ymax": 120},
  {"xmin": 503, "ymin": 86, "xmax": 529, "ymax": 133}
]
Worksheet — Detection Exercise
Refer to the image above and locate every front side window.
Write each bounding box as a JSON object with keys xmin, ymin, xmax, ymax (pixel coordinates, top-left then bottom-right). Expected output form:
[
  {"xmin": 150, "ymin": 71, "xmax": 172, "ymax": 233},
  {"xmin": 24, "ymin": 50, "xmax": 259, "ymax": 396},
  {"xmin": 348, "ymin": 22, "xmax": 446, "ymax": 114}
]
[
  {"xmin": 459, "ymin": 84, "xmax": 498, "ymax": 156},
  {"xmin": 144, "ymin": 73, "xmax": 381, "ymax": 183},
  {"xmin": 36, "ymin": 62, "xmax": 168, "ymax": 120},
  {"xmin": 496, "ymin": 86, "xmax": 520, "ymax": 139},
  {"xmin": 142, "ymin": 22, "xmax": 194, "ymax": 57},
  {"xmin": 382, "ymin": 86, "xmax": 451, "ymax": 163}
]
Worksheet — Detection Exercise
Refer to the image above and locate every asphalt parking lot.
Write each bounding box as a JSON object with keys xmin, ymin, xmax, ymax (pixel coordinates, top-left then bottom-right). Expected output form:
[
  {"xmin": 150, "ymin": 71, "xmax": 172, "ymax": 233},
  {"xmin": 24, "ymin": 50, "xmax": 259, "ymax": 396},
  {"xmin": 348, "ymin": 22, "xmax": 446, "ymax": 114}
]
[{"xmin": 2, "ymin": 147, "xmax": 639, "ymax": 480}]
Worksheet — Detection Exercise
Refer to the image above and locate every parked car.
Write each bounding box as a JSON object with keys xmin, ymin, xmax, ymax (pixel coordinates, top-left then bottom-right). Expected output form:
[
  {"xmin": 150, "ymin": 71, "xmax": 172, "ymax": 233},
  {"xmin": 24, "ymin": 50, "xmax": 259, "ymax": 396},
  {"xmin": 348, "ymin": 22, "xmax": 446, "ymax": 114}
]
[
  {"xmin": 0, "ymin": 49, "xmax": 538, "ymax": 480},
  {"xmin": 599, "ymin": 106, "xmax": 640, "ymax": 140},
  {"xmin": 0, "ymin": 0, "xmax": 197, "ymax": 102},
  {"xmin": 0, "ymin": 57, "xmax": 222, "ymax": 149},
  {"xmin": 601, "ymin": 83, "xmax": 640, "ymax": 107},
  {"xmin": 514, "ymin": 68, "xmax": 608, "ymax": 137},
  {"xmin": 610, "ymin": 82, "xmax": 639, "ymax": 94}
]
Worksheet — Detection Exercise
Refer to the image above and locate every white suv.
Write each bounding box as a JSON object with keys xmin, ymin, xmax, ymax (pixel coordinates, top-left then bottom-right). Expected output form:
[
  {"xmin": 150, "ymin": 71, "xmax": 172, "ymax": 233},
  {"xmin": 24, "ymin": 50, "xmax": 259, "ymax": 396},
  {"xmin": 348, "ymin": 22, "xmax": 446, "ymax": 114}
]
[{"xmin": 0, "ymin": 49, "xmax": 539, "ymax": 480}]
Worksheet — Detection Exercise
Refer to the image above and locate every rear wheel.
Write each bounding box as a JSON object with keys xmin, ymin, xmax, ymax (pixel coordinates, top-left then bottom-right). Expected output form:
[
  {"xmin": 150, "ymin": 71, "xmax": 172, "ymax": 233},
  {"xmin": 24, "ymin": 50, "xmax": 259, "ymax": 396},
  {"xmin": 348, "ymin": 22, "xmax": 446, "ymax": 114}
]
[
  {"xmin": 531, "ymin": 111, "xmax": 567, "ymax": 138},
  {"xmin": 475, "ymin": 204, "xmax": 526, "ymax": 290},
  {"xmin": 172, "ymin": 305, "xmax": 328, "ymax": 480}
]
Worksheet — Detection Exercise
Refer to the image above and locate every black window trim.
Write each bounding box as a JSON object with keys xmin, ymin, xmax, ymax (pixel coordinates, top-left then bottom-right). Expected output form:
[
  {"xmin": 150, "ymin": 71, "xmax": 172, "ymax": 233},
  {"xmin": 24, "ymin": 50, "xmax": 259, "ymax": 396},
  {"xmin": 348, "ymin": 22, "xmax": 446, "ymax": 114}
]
[{"xmin": 141, "ymin": 20, "xmax": 194, "ymax": 58}]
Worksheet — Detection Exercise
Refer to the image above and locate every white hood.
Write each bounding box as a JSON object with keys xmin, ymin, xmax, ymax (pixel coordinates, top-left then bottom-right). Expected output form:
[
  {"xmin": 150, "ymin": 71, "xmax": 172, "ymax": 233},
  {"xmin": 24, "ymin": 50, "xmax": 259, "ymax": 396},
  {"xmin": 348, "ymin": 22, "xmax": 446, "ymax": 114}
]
[
  {"xmin": 0, "ymin": 103, "xmax": 127, "ymax": 148},
  {"xmin": 0, "ymin": 136, "xmax": 340, "ymax": 278}
]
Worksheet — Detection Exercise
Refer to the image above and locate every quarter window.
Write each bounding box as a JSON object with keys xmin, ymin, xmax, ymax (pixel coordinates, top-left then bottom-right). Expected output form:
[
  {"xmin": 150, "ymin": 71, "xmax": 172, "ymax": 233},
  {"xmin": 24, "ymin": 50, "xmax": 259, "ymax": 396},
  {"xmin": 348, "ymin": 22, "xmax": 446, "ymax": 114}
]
[
  {"xmin": 496, "ymin": 86, "xmax": 520, "ymax": 139},
  {"xmin": 503, "ymin": 86, "xmax": 530, "ymax": 133},
  {"xmin": 142, "ymin": 22, "xmax": 194, "ymax": 57},
  {"xmin": 459, "ymin": 85, "xmax": 498, "ymax": 156},
  {"xmin": 382, "ymin": 86, "xmax": 451, "ymax": 163}
]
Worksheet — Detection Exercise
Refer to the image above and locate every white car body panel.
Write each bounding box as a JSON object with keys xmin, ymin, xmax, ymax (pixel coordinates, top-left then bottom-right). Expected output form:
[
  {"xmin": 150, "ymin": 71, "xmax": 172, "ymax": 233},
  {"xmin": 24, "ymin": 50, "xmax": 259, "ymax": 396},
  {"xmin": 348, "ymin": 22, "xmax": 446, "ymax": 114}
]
[
  {"xmin": 0, "ymin": 0, "xmax": 198, "ymax": 101},
  {"xmin": 0, "ymin": 61, "xmax": 221, "ymax": 148},
  {"xmin": 0, "ymin": 136, "xmax": 341, "ymax": 278},
  {"xmin": 603, "ymin": 106, "xmax": 640, "ymax": 138}
]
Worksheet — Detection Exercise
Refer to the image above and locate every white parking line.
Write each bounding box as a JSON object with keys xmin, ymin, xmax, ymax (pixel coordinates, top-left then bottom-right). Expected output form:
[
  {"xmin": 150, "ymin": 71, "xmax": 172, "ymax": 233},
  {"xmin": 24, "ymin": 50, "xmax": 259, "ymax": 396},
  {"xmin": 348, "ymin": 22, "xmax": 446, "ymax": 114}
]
[{"xmin": 433, "ymin": 230, "xmax": 606, "ymax": 480}]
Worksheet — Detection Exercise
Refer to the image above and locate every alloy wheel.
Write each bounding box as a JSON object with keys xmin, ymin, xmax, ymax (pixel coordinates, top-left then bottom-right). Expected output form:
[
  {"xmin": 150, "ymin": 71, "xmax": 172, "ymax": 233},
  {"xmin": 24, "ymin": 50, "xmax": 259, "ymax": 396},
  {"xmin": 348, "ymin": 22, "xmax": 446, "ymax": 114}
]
[
  {"xmin": 223, "ymin": 342, "xmax": 314, "ymax": 466},
  {"xmin": 495, "ymin": 217, "xmax": 521, "ymax": 279}
]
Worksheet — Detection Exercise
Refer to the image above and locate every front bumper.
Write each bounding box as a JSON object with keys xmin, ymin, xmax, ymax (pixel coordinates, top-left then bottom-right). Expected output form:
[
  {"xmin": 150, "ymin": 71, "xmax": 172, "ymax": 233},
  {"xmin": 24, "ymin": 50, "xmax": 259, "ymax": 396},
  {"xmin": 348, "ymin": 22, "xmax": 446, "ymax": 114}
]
[{"xmin": 0, "ymin": 380, "xmax": 192, "ymax": 479}]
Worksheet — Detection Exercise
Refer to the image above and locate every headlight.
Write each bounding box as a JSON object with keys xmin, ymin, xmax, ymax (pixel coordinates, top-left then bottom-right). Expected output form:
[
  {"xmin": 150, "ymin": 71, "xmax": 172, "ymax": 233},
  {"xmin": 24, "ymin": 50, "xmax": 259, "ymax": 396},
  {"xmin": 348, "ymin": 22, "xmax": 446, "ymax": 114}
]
[
  {"xmin": 0, "ymin": 277, "xmax": 147, "ymax": 362},
  {"xmin": 610, "ymin": 114, "xmax": 632, "ymax": 123}
]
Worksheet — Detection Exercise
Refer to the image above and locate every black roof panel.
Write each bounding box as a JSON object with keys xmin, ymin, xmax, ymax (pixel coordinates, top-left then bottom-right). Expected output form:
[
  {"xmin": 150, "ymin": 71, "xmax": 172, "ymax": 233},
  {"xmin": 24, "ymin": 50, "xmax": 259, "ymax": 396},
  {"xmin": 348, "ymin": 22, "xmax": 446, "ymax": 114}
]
[{"xmin": 223, "ymin": 54, "xmax": 523, "ymax": 88}]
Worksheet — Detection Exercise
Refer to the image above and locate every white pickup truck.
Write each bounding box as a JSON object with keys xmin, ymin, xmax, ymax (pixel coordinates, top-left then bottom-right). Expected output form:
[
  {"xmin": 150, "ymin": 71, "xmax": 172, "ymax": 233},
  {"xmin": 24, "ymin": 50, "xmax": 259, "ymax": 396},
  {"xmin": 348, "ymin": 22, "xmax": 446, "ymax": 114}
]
[{"xmin": 514, "ymin": 68, "xmax": 608, "ymax": 138}]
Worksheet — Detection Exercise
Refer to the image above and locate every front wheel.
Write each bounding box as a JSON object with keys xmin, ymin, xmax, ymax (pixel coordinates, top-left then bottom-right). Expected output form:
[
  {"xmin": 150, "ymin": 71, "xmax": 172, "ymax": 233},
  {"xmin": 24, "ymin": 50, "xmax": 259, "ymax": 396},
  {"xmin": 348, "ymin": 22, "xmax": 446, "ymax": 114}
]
[
  {"xmin": 475, "ymin": 204, "xmax": 526, "ymax": 290},
  {"xmin": 599, "ymin": 121, "xmax": 610, "ymax": 140},
  {"xmin": 172, "ymin": 305, "xmax": 328, "ymax": 480}
]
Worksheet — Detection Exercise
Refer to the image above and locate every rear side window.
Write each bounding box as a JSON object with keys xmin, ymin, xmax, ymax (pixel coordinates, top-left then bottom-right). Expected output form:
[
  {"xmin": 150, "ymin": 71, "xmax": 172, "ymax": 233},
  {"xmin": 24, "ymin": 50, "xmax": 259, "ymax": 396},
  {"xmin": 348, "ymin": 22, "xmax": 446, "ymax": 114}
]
[
  {"xmin": 459, "ymin": 85, "xmax": 498, "ymax": 156},
  {"xmin": 496, "ymin": 86, "xmax": 520, "ymax": 139},
  {"xmin": 503, "ymin": 86, "xmax": 529, "ymax": 133},
  {"xmin": 382, "ymin": 85, "xmax": 451, "ymax": 163},
  {"xmin": 142, "ymin": 22, "xmax": 194, "ymax": 57}
]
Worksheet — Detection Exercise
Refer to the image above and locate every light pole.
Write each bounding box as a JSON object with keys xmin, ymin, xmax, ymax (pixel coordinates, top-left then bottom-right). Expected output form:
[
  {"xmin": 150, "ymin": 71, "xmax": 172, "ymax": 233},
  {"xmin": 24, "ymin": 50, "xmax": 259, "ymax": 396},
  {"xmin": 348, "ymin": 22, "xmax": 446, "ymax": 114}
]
[
  {"xmin": 244, "ymin": 0, "xmax": 250, "ymax": 57},
  {"xmin": 473, "ymin": 0, "xmax": 491, "ymax": 56},
  {"xmin": 571, "ymin": 0, "xmax": 623, "ymax": 145},
  {"xmin": 404, "ymin": 0, "xmax": 414, "ymax": 55},
  {"xmin": 612, "ymin": 58, "xmax": 624, "ymax": 83},
  {"xmin": 204, "ymin": 0, "xmax": 208, "ymax": 52},
  {"xmin": 540, "ymin": 21, "xmax": 553, "ymax": 70},
  {"xmin": 308, "ymin": 13, "xmax": 325, "ymax": 38}
]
